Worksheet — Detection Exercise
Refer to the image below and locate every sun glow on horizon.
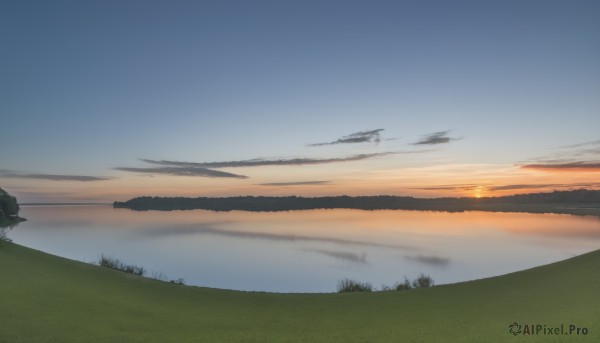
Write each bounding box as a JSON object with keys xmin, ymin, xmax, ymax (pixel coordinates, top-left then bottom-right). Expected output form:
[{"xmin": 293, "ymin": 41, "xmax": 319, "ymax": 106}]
[{"xmin": 474, "ymin": 186, "xmax": 484, "ymax": 198}]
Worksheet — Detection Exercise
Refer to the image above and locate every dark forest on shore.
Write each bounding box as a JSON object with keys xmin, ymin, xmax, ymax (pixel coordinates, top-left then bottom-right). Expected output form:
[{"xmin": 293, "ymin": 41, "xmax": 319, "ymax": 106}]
[{"xmin": 114, "ymin": 189, "xmax": 600, "ymax": 216}]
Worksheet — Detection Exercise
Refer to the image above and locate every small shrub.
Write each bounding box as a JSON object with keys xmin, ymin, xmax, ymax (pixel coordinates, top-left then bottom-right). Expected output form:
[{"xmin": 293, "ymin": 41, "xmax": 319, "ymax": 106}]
[
  {"xmin": 98, "ymin": 254, "xmax": 146, "ymax": 276},
  {"xmin": 411, "ymin": 273, "xmax": 434, "ymax": 288},
  {"xmin": 98, "ymin": 254, "xmax": 119, "ymax": 269},
  {"xmin": 395, "ymin": 277, "xmax": 413, "ymax": 291},
  {"xmin": 170, "ymin": 278, "xmax": 185, "ymax": 285},
  {"xmin": 337, "ymin": 278, "xmax": 373, "ymax": 293}
]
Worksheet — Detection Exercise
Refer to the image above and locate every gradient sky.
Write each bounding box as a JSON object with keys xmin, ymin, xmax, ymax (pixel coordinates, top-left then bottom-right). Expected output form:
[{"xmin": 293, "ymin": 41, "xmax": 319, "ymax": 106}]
[{"xmin": 1, "ymin": 0, "xmax": 599, "ymax": 202}]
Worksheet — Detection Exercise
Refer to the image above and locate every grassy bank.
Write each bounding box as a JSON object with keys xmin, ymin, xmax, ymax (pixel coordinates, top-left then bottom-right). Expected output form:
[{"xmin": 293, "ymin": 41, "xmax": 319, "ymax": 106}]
[{"xmin": 1, "ymin": 242, "xmax": 598, "ymax": 342}]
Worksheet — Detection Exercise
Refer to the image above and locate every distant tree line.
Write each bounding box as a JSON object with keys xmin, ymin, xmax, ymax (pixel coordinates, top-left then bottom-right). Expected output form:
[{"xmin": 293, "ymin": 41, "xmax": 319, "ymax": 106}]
[
  {"xmin": 337, "ymin": 274, "xmax": 435, "ymax": 293},
  {"xmin": 113, "ymin": 190, "xmax": 600, "ymax": 215},
  {"xmin": 479, "ymin": 189, "xmax": 600, "ymax": 204}
]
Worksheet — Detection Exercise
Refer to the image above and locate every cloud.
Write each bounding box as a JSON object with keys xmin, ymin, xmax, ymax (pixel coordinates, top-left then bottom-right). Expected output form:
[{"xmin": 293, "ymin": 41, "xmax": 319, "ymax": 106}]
[
  {"xmin": 114, "ymin": 166, "xmax": 248, "ymax": 179},
  {"xmin": 308, "ymin": 129, "xmax": 384, "ymax": 146},
  {"xmin": 412, "ymin": 130, "xmax": 459, "ymax": 145},
  {"xmin": 559, "ymin": 140, "xmax": 600, "ymax": 149},
  {"xmin": 489, "ymin": 183, "xmax": 600, "ymax": 191},
  {"xmin": 404, "ymin": 254, "xmax": 450, "ymax": 267},
  {"xmin": 304, "ymin": 249, "xmax": 367, "ymax": 264},
  {"xmin": 415, "ymin": 182, "xmax": 600, "ymax": 192},
  {"xmin": 119, "ymin": 150, "xmax": 429, "ymax": 179},
  {"xmin": 412, "ymin": 184, "xmax": 479, "ymax": 191},
  {"xmin": 258, "ymin": 181, "xmax": 331, "ymax": 186},
  {"xmin": 520, "ymin": 162, "xmax": 600, "ymax": 172},
  {"xmin": 143, "ymin": 224, "xmax": 416, "ymax": 250},
  {"xmin": 140, "ymin": 151, "xmax": 405, "ymax": 168},
  {"xmin": 519, "ymin": 139, "xmax": 600, "ymax": 172},
  {"xmin": 0, "ymin": 171, "xmax": 112, "ymax": 182},
  {"xmin": 488, "ymin": 184, "xmax": 556, "ymax": 191}
]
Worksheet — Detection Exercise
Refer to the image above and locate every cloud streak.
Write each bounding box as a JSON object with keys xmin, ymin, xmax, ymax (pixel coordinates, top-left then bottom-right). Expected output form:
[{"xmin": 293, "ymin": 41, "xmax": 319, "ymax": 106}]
[
  {"xmin": 412, "ymin": 130, "xmax": 459, "ymax": 145},
  {"xmin": 520, "ymin": 139, "xmax": 600, "ymax": 172},
  {"xmin": 415, "ymin": 182, "xmax": 600, "ymax": 192},
  {"xmin": 489, "ymin": 183, "xmax": 600, "ymax": 191},
  {"xmin": 520, "ymin": 162, "xmax": 600, "ymax": 172},
  {"xmin": 118, "ymin": 150, "xmax": 428, "ymax": 179},
  {"xmin": 141, "ymin": 151, "xmax": 405, "ymax": 168},
  {"xmin": 258, "ymin": 181, "xmax": 331, "ymax": 186},
  {"xmin": 114, "ymin": 166, "xmax": 248, "ymax": 179},
  {"xmin": 0, "ymin": 171, "xmax": 112, "ymax": 182},
  {"xmin": 309, "ymin": 129, "xmax": 384, "ymax": 146},
  {"xmin": 114, "ymin": 150, "xmax": 429, "ymax": 180},
  {"xmin": 412, "ymin": 184, "xmax": 479, "ymax": 191},
  {"xmin": 559, "ymin": 140, "xmax": 600, "ymax": 149}
]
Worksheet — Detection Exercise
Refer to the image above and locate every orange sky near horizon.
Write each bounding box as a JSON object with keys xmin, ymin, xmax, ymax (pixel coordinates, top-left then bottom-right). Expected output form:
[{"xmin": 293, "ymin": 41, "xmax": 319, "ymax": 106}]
[{"xmin": 3, "ymin": 162, "xmax": 599, "ymax": 203}]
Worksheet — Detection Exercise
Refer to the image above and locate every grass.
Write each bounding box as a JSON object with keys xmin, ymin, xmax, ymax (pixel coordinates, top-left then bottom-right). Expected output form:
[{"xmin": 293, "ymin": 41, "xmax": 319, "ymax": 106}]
[{"xmin": 1, "ymin": 241, "xmax": 599, "ymax": 342}]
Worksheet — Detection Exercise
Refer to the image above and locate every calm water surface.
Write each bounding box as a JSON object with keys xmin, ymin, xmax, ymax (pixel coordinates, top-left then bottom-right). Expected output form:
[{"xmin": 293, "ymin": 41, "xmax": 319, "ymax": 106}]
[{"xmin": 9, "ymin": 205, "xmax": 600, "ymax": 292}]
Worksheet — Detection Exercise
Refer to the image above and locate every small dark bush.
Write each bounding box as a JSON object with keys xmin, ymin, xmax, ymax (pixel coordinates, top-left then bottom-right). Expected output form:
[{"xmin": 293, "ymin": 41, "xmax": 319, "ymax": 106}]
[
  {"xmin": 395, "ymin": 277, "xmax": 413, "ymax": 291},
  {"xmin": 411, "ymin": 273, "xmax": 435, "ymax": 288},
  {"xmin": 170, "ymin": 278, "xmax": 185, "ymax": 285},
  {"xmin": 98, "ymin": 254, "xmax": 146, "ymax": 276},
  {"xmin": 337, "ymin": 278, "xmax": 373, "ymax": 293}
]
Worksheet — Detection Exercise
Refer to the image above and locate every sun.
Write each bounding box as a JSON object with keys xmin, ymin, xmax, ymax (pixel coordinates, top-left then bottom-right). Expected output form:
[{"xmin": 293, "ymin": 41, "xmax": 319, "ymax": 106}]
[{"xmin": 473, "ymin": 186, "xmax": 485, "ymax": 198}]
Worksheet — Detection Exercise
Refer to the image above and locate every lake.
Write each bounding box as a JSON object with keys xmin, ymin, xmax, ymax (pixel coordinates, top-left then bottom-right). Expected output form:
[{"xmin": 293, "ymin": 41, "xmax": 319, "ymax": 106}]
[{"xmin": 8, "ymin": 205, "xmax": 600, "ymax": 292}]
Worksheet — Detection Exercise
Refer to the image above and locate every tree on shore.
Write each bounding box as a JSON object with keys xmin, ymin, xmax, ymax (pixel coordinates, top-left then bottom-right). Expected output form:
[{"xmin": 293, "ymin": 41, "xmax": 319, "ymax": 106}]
[
  {"xmin": 0, "ymin": 187, "xmax": 23, "ymax": 242},
  {"xmin": 0, "ymin": 187, "xmax": 19, "ymax": 218},
  {"xmin": 0, "ymin": 187, "xmax": 22, "ymax": 228}
]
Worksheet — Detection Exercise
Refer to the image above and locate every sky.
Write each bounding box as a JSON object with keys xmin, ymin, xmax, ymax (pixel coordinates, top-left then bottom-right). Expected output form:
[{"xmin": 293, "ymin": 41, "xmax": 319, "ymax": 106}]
[{"xmin": 1, "ymin": 0, "xmax": 599, "ymax": 203}]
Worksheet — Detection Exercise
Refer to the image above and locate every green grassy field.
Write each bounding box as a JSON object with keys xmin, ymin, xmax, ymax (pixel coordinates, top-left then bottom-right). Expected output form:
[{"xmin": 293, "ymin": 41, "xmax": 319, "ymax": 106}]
[{"xmin": 1, "ymin": 241, "xmax": 598, "ymax": 342}]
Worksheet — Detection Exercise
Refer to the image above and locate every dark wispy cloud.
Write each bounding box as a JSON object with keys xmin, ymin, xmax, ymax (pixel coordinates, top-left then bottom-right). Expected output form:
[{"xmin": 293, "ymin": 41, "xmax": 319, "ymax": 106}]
[
  {"xmin": 0, "ymin": 171, "xmax": 112, "ymax": 182},
  {"xmin": 489, "ymin": 183, "xmax": 600, "ymax": 191},
  {"xmin": 489, "ymin": 184, "xmax": 558, "ymax": 191},
  {"xmin": 412, "ymin": 184, "xmax": 479, "ymax": 191},
  {"xmin": 118, "ymin": 150, "xmax": 426, "ymax": 179},
  {"xmin": 412, "ymin": 130, "xmax": 459, "ymax": 145},
  {"xmin": 415, "ymin": 182, "xmax": 600, "ymax": 192},
  {"xmin": 114, "ymin": 166, "xmax": 248, "ymax": 179},
  {"xmin": 309, "ymin": 129, "xmax": 384, "ymax": 146},
  {"xmin": 305, "ymin": 249, "xmax": 367, "ymax": 264},
  {"xmin": 404, "ymin": 254, "xmax": 450, "ymax": 267},
  {"xmin": 258, "ymin": 181, "xmax": 331, "ymax": 186},
  {"xmin": 559, "ymin": 140, "xmax": 600, "ymax": 149},
  {"xmin": 519, "ymin": 139, "xmax": 600, "ymax": 172},
  {"xmin": 143, "ymin": 224, "xmax": 416, "ymax": 250},
  {"xmin": 141, "ymin": 151, "xmax": 404, "ymax": 168},
  {"xmin": 520, "ymin": 162, "xmax": 600, "ymax": 171}
]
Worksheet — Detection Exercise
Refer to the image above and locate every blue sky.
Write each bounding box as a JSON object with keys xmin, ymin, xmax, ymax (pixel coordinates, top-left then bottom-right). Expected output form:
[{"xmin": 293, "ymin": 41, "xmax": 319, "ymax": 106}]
[{"xmin": 1, "ymin": 0, "xmax": 599, "ymax": 202}]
